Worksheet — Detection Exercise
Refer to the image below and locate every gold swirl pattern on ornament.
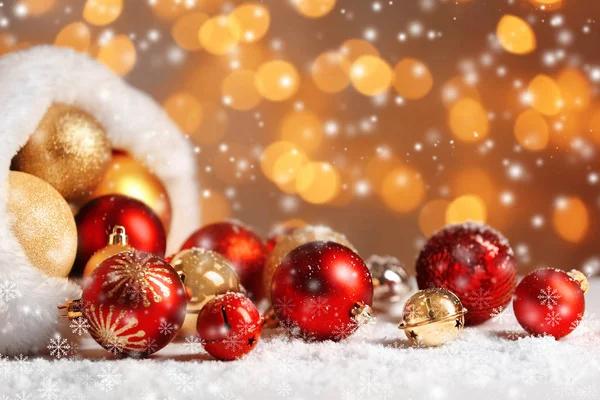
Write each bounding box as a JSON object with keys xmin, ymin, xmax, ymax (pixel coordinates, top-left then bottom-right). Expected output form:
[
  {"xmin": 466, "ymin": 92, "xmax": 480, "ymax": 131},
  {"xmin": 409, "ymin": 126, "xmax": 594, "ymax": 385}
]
[
  {"xmin": 85, "ymin": 303, "xmax": 147, "ymax": 355},
  {"xmin": 102, "ymin": 252, "xmax": 174, "ymax": 308}
]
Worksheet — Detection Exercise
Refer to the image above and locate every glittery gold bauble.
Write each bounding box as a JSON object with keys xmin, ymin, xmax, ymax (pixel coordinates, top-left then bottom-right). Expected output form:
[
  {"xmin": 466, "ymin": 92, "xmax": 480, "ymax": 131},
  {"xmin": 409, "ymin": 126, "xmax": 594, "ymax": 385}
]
[
  {"xmin": 7, "ymin": 171, "xmax": 78, "ymax": 277},
  {"xmin": 12, "ymin": 103, "xmax": 112, "ymax": 202},
  {"xmin": 263, "ymin": 225, "xmax": 356, "ymax": 301},
  {"xmin": 88, "ymin": 151, "xmax": 172, "ymax": 233},
  {"xmin": 398, "ymin": 288, "xmax": 467, "ymax": 347},
  {"xmin": 83, "ymin": 225, "xmax": 132, "ymax": 279}
]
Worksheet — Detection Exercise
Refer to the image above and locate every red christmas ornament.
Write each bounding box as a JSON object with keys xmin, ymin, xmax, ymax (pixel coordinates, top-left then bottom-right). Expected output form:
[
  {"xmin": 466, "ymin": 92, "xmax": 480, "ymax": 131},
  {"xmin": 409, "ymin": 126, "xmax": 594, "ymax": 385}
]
[
  {"xmin": 196, "ymin": 292, "xmax": 263, "ymax": 361},
  {"xmin": 65, "ymin": 251, "xmax": 187, "ymax": 356},
  {"xmin": 415, "ymin": 223, "xmax": 517, "ymax": 325},
  {"xmin": 513, "ymin": 268, "xmax": 587, "ymax": 339},
  {"xmin": 72, "ymin": 194, "xmax": 167, "ymax": 277},
  {"xmin": 271, "ymin": 241, "xmax": 374, "ymax": 341},
  {"xmin": 181, "ymin": 221, "xmax": 267, "ymax": 302}
]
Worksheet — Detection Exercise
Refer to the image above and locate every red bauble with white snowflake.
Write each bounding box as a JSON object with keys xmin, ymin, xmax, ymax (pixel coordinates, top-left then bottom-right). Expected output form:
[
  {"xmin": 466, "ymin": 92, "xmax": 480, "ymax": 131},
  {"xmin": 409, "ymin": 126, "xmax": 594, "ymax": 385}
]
[
  {"xmin": 271, "ymin": 241, "xmax": 374, "ymax": 341},
  {"xmin": 181, "ymin": 221, "xmax": 267, "ymax": 302},
  {"xmin": 415, "ymin": 223, "xmax": 518, "ymax": 325},
  {"xmin": 80, "ymin": 250, "xmax": 187, "ymax": 356},
  {"xmin": 196, "ymin": 292, "xmax": 263, "ymax": 361},
  {"xmin": 513, "ymin": 268, "xmax": 586, "ymax": 339}
]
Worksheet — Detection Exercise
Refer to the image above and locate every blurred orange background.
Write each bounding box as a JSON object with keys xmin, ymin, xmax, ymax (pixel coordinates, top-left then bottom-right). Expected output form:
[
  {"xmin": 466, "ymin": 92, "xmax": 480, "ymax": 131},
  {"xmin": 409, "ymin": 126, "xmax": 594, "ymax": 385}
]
[{"xmin": 2, "ymin": 0, "xmax": 600, "ymax": 274}]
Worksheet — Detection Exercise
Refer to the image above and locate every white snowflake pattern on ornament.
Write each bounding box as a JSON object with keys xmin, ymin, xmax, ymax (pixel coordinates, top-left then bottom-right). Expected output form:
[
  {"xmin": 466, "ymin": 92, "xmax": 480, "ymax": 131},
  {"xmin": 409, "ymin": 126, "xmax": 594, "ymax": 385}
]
[
  {"xmin": 469, "ymin": 288, "xmax": 492, "ymax": 309},
  {"xmin": 47, "ymin": 335, "xmax": 70, "ymax": 359},
  {"xmin": 538, "ymin": 286, "xmax": 561, "ymax": 308},
  {"xmin": 332, "ymin": 321, "xmax": 358, "ymax": 341},
  {"xmin": 13, "ymin": 391, "xmax": 32, "ymax": 400},
  {"xmin": 404, "ymin": 303, "xmax": 423, "ymax": 320},
  {"xmin": 545, "ymin": 311, "xmax": 562, "ymax": 327},
  {"xmin": 0, "ymin": 280, "xmax": 19, "ymax": 302},
  {"xmin": 159, "ymin": 320, "xmax": 174, "ymax": 335},
  {"xmin": 184, "ymin": 335, "xmax": 205, "ymax": 354},
  {"xmin": 309, "ymin": 297, "xmax": 329, "ymax": 316},
  {"xmin": 69, "ymin": 317, "xmax": 90, "ymax": 336},
  {"xmin": 96, "ymin": 365, "xmax": 122, "ymax": 392},
  {"xmin": 223, "ymin": 333, "xmax": 244, "ymax": 352},
  {"xmin": 489, "ymin": 306, "xmax": 512, "ymax": 324},
  {"xmin": 38, "ymin": 377, "xmax": 60, "ymax": 400},
  {"xmin": 273, "ymin": 296, "xmax": 295, "ymax": 315}
]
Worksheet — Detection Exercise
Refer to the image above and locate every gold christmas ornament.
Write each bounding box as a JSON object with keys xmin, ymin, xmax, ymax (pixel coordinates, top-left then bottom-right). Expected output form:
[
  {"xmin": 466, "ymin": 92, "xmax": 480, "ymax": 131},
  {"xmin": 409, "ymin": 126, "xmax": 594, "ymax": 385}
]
[
  {"xmin": 398, "ymin": 288, "xmax": 467, "ymax": 347},
  {"xmin": 263, "ymin": 225, "xmax": 356, "ymax": 301},
  {"xmin": 12, "ymin": 103, "xmax": 112, "ymax": 202},
  {"xmin": 170, "ymin": 247, "xmax": 241, "ymax": 335},
  {"xmin": 366, "ymin": 255, "xmax": 415, "ymax": 304},
  {"xmin": 88, "ymin": 151, "xmax": 173, "ymax": 233},
  {"xmin": 83, "ymin": 225, "xmax": 132, "ymax": 279},
  {"xmin": 7, "ymin": 171, "xmax": 78, "ymax": 277}
]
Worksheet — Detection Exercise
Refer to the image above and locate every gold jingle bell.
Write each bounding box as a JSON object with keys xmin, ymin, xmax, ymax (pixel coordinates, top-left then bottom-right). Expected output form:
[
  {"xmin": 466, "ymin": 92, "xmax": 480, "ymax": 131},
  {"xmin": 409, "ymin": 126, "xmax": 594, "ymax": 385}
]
[
  {"xmin": 170, "ymin": 248, "xmax": 241, "ymax": 335},
  {"xmin": 398, "ymin": 288, "xmax": 467, "ymax": 347}
]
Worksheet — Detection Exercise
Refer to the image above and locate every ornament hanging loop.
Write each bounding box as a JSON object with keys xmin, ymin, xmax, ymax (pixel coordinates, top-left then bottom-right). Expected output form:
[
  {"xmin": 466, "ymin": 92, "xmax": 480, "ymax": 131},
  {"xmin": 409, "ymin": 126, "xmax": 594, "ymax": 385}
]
[
  {"xmin": 568, "ymin": 269, "xmax": 589, "ymax": 294},
  {"xmin": 57, "ymin": 299, "xmax": 83, "ymax": 319},
  {"xmin": 108, "ymin": 225, "xmax": 128, "ymax": 246}
]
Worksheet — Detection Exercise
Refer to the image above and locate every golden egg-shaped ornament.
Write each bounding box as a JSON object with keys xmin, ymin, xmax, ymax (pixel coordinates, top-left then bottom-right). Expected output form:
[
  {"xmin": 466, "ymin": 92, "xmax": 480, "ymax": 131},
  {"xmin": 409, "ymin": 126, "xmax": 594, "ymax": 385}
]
[
  {"xmin": 83, "ymin": 225, "xmax": 132, "ymax": 280},
  {"xmin": 263, "ymin": 225, "xmax": 356, "ymax": 302},
  {"xmin": 12, "ymin": 103, "xmax": 112, "ymax": 202},
  {"xmin": 7, "ymin": 171, "xmax": 78, "ymax": 277},
  {"xmin": 88, "ymin": 151, "xmax": 172, "ymax": 233},
  {"xmin": 398, "ymin": 288, "xmax": 467, "ymax": 347},
  {"xmin": 170, "ymin": 247, "xmax": 241, "ymax": 336}
]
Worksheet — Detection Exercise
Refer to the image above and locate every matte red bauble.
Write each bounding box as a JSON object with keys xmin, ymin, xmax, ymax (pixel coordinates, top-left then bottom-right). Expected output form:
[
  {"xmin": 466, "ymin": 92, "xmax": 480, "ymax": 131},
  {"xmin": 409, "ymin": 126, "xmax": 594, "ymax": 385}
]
[
  {"xmin": 513, "ymin": 268, "xmax": 586, "ymax": 339},
  {"xmin": 80, "ymin": 251, "xmax": 186, "ymax": 356},
  {"xmin": 181, "ymin": 221, "xmax": 266, "ymax": 302},
  {"xmin": 196, "ymin": 293, "xmax": 263, "ymax": 361},
  {"xmin": 415, "ymin": 223, "xmax": 517, "ymax": 325},
  {"xmin": 72, "ymin": 194, "xmax": 167, "ymax": 277},
  {"xmin": 271, "ymin": 241, "xmax": 374, "ymax": 341}
]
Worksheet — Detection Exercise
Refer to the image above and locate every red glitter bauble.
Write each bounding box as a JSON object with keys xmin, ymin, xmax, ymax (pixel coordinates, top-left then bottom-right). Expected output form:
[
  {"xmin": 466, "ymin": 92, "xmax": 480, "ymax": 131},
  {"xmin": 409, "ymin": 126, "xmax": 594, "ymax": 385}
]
[
  {"xmin": 415, "ymin": 223, "xmax": 517, "ymax": 325},
  {"xmin": 73, "ymin": 195, "xmax": 167, "ymax": 277},
  {"xmin": 81, "ymin": 251, "xmax": 187, "ymax": 356},
  {"xmin": 181, "ymin": 221, "xmax": 267, "ymax": 302},
  {"xmin": 513, "ymin": 268, "xmax": 585, "ymax": 339},
  {"xmin": 196, "ymin": 292, "xmax": 263, "ymax": 361},
  {"xmin": 271, "ymin": 241, "xmax": 374, "ymax": 341}
]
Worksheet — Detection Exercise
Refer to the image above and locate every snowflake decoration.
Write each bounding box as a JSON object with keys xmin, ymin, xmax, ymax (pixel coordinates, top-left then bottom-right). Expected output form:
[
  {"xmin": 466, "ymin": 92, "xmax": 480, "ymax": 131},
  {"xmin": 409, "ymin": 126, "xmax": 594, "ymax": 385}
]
[
  {"xmin": 166, "ymin": 367, "xmax": 201, "ymax": 394},
  {"xmin": 538, "ymin": 286, "xmax": 561, "ymax": 308},
  {"xmin": 159, "ymin": 320, "xmax": 174, "ymax": 335},
  {"xmin": 0, "ymin": 354, "xmax": 9, "ymax": 379},
  {"xmin": 47, "ymin": 336, "xmax": 70, "ymax": 359},
  {"xmin": 77, "ymin": 372, "xmax": 94, "ymax": 387},
  {"xmin": 96, "ymin": 365, "xmax": 122, "ymax": 392},
  {"xmin": 489, "ymin": 306, "xmax": 512, "ymax": 325},
  {"xmin": 404, "ymin": 303, "xmax": 422, "ymax": 320},
  {"xmin": 545, "ymin": 311, "xmax": 562, "ymax": 327},
  {"xmin": 469, "ymin": 288, "xmax": 492, "ymax": 309},
  {"xmin": 69, "ymin": 317, "xmax": 90, "ymax": 336},
  {"xmin": 273, "ymin": 296, "xmax": 295, "ymax": 315},
  {"xmin": 505, "ymin": 328, "xmax": 522, "ymax": 341},
  {"xmin": 38, "ymin": 377, "xmax": 60, "ymax": 400},
  {"xmin": 184, "ymin": 335, "xmax": 205, "ymax": 354},
  {"xmin": 14, "ymin": 392, "xmax": 32, "ymax": 400},
  {"xmin": 13, "ymin": 354, "xmax": 30, "ymax": 375},
  {"xmin": 275, "ymin": 382, "xmax": 292, "ymax": 397},
  {"xmin": 223, "ymin": 333, "xmax": 244, "ymax": 352},
  {"xmin": 0, "ymin": 280, "xmax": 18, "ymax": 302},
  {"xmin": 309, "ymin": 297, "xmax": 329, "ymax": 316},
  {"xmin": 332, "ymin": 321, "xmax": 358, "ymax": 341}
]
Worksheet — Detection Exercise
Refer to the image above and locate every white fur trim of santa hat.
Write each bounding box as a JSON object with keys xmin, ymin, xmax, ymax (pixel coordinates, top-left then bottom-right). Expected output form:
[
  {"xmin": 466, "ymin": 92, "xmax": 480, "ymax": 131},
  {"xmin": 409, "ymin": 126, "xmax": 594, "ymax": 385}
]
[{"xmin": 0, "ymin": 46, "xmax": 201, "ymax": 355}]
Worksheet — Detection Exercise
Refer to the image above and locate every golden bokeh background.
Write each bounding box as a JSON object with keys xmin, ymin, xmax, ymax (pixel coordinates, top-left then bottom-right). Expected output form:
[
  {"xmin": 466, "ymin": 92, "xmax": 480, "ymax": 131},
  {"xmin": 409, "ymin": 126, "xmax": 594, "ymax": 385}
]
[{"xmin": 2, "ymin": 0, "xmax": 600, "ymax": 274}]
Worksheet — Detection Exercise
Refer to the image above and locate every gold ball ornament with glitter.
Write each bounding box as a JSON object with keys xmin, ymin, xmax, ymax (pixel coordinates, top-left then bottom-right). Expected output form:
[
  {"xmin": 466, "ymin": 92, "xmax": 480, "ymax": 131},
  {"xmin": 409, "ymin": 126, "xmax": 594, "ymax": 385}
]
[
  {"xmin": 398, "ymin": 288, "xmax": 467, "ymax": 347},
  {"xmin": 170, "ymin": 248, "xmax": 241, "ymax": 335},
  {"xmin": 7, "ymin": 171, "xmax": 78, "ymax": 277},
  {"xmin": 263, "ymin": 225, "xmax": 357, "ymax": 301},
  {"xmin": 83, "ymin": 225, "xmax": 133, "ymax": 280},
  {"xmin": 12, "ymin": 103, "xmax": 111, "ymax": 202},
  {"xmin": 88, "ymin": 151, "xmax": 173, "ymax": 233}
]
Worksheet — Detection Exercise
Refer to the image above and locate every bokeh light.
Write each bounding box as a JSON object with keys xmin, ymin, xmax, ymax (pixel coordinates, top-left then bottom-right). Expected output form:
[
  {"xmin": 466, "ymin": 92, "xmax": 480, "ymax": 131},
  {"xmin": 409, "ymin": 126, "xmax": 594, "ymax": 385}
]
[
  {"xmin": 96, "ymin": 34, "xmax": 136, "ymax": 76},
  {"xmin": 255, "ymin": 60, "xmax": 300, "ymax": 102},
  {"xmin": 54, "ymin": 22, "xmax": 91, "ymax": 53},
  {"xmin": 350, "ymin": 55, "xmax": 393, "ymax": 96},
  {"xmin": 201, "ymin": 189, "xmax": 232, "ymax": 224},
  {"xmin": 261, "ymin": 141, "xmax": 301, "ymax": 181},
  {"xmin": 20, "ymin": 0, "xmax": 57, "ymax": 16},
  {"xmin": 280, "ymin": 110, "xmax": 324, "ymax": 154},
  {"xmin": 393, "ymin": 58, "xmax": 434, "ymax": 100},
  {"xmin": 556, "ymin": 68, "xmax": 591, "ymax": 112},
  {"xmin": 311, "ymin": 51, "xmax": 350, "ymax": 93},
  {"xmin": 380, "ymin": 165, "xmax": 426, "ymax": 213},
  {"xmin": 296, "ymin": 162, "xmax": 341, "ymax": 204},
  {"xmin": 189, "ymin": 102, "xmax": 228, "ymax": 145},
  {"xmin": 527, "ymin": 74, "xmax": 564, "ymax": 116},
  {"xmin": 441, "ymin": 76, "xmax": 480, "ymax": 109},
  {"xmin": 446, "ymin": 195, "xmax": 487, "ymax": 225},
  {"xmin": 514, "ymin": 109, "xmax": 549, "ymax": 151},
  {"xmin": 199, "ymin": 15, "xmax": 240, "ymax": 56},
  {"xmin": 229, "ymin": 3, "xmax": 271, "ymax": 43},
  {"xmin": 221, "ymin": 69, "xmax": 262, "ymax": 111},
  {"xmin": 172, "ymin": 12, "xmax": 208, "ymax": 51},
  {"xmin": 496, "ymin": 15, "xmax": 536, "ymax": 55},
  {"xmin": 419, "ymin": 199, "xmax": 450, "ymax": 237},
  {"xmin": 339, "ymin": 39, "xmax": 380, "ymax": 73},
  {"xmin": 83, "ymin": 0, "xmax": 123, "ymax": 26},
  {"xmin": 163, "ymin": 92, "xmax": 203, "ymax": 134},
  {"xmin": 448, "ymin": 98, "xmax": 489, "ymax": 142},
  {"xmin": 272, "ymin": 148, "xmax": 309, "ymax": 193},
  {"xmin": 292, "ymin": 0, "xmax": 337, "ymax": 19},
  {"xmin": 553, "ymin": 197, "xmax": 589, "ymax": 243}
]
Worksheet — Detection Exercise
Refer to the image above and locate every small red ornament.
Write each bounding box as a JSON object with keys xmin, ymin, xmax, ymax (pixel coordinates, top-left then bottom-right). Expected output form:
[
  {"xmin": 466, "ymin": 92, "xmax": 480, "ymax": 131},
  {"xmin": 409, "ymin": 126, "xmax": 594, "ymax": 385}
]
[
  {"xmin": 271, "ymin": 241, "xmax": 374, "ymax": 341},
  {"xmin": 66, "ymin": 251, "xmax": 187, "ymax": 356},
  {"xmin": 72, "ymin": 194, "xmax": 167, "ymax": 277},
  {"xmin": 415, "ymin": 223, "xmax": 517, "ymax": 325},
  {"xmin": 196, "ymin": 292, "xmax": 263, "ymax": 361},
  {"xmin": 513, "ymin": 268, "xmax": 586, "ymax": 339},
  {"xmin": 181, "ymin": 221, "xmax": 267, "ymax": 302}
]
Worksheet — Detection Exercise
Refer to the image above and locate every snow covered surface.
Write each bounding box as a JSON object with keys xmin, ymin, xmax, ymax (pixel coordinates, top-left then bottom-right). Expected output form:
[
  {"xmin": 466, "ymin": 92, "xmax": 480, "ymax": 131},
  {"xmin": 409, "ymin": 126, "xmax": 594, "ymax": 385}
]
[{"xmin": 2, "ymin": 279, "xmax": 599, "ymax": 400}]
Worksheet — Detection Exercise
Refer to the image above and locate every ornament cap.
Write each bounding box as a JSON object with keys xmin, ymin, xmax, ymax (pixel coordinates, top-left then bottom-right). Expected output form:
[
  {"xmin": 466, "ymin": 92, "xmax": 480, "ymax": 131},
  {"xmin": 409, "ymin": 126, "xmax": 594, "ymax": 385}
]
[
  {"xmin": 108, "ymin": 225, "xmax": 128, "ymax": 246},
  {"xmin": 351, "ymin": 302, "xmax": 376, "ymax": 326},
  {"xmin": 568, "ymin": 269, "xmax": 589, "ymax": 294},
  {"xmin": 57, "ymin": 299, "xmax": 83, "ymax": 319}
]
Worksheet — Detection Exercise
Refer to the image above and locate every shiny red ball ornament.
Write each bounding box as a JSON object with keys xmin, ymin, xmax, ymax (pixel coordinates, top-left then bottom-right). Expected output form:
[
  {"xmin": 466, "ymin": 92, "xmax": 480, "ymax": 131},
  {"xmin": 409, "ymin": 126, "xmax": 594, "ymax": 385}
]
[
  {"xmin": 181, "ymin": 221, "xmax": 267, "ymax": 302},
  {"xmin": 80, "ymin": 250, "xmax": 187, "ymax": 356},
  {"xmin": 513, "ymin": 268, "xmax": 586, "ymax": 339},
  {"xmin": 416, "ymin": 223, "xmax": 517, "ymax": 325},
  {"xmin": 271, "ymin": 241, "xmax": 374, "ymax": 341},
  {"xmin": 196, "ymin": 292, "xmax": 263, "ymax": 361},
  {"xmin": 73, "ymin": 194, "xmax": 167, "ymax": 277}
]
